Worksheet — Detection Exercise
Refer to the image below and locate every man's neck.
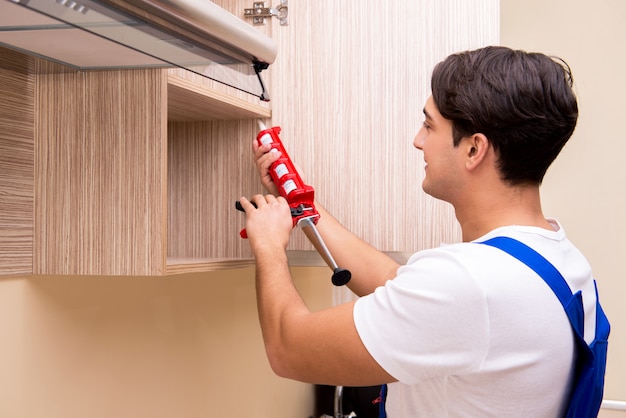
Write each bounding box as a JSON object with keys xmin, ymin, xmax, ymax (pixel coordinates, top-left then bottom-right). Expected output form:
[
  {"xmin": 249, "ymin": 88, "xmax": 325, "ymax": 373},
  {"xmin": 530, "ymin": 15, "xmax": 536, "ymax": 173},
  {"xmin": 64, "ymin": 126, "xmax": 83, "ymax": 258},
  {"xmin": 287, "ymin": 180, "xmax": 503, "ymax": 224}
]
[{"xmin": 454, "ymin": 184, "xmax": 552, "ymax": 242}]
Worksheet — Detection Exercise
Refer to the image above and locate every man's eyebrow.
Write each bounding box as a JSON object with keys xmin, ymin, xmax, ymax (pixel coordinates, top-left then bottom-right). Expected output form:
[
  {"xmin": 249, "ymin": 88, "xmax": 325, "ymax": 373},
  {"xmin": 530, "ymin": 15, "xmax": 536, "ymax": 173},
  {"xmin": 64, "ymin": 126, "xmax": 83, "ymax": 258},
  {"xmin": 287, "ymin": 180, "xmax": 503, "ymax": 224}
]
[{"xmin": 423, "ymin": 108, "xmax": 433, "ymax": 121}]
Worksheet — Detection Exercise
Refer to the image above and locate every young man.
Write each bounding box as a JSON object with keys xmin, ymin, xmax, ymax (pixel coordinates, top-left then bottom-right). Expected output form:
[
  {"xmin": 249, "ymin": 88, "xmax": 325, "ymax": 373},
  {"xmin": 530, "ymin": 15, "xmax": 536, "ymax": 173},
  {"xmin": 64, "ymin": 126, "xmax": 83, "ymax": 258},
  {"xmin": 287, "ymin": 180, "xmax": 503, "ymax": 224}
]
[{"xmin": 239, "ymin": 46, "xmax": 597, "ymax": 417}]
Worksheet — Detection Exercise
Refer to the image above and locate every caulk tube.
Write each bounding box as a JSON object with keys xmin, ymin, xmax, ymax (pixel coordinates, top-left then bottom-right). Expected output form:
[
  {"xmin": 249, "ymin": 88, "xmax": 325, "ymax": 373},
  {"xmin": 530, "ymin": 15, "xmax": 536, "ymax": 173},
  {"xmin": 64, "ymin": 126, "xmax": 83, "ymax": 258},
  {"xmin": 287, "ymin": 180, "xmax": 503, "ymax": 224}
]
[{"xmin": 255, "ymin": 122, "xmax": 315, "ymax": 210}]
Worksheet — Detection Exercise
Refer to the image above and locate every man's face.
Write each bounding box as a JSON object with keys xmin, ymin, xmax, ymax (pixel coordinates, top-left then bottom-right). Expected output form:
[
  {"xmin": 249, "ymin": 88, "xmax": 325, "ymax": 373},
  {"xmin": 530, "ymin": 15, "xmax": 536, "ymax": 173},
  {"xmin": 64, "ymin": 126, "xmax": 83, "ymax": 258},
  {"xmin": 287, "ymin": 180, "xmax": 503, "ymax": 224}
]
[{"xmin": 413, "ymin": 96, "xmax": 466, "ymax": 203}]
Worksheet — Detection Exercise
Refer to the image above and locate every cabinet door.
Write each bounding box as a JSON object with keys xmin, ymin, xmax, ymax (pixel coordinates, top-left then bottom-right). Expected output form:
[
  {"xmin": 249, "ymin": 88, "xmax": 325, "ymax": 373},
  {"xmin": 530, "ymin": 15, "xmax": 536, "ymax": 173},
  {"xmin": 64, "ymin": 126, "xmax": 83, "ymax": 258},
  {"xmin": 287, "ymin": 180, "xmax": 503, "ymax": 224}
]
[
  {"xmin": 0, "ymin": 49, "xmax": 34, "ymax": 277},
  {"xmin": 265, "ymin": 0, "xmax": 498, "ymax": 253},
  {"xmin": 34, "ymin": 63, "xmax": 167, "ymax": 276}
]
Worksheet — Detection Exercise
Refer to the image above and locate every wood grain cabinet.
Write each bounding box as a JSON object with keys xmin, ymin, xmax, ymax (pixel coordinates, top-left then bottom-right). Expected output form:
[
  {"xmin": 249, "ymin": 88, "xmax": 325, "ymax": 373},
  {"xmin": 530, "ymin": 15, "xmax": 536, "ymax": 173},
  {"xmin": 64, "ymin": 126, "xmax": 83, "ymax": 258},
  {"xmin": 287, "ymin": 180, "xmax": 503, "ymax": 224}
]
[
  {"xmin": 0, "ymin": 47, "xmax": 270, "ymax": 276},
  {"xmin": 0, "ymin": 49, "xmax": 34, "ymax": 277},
  {"xmin": 1, "ymin": 0, "xmax": 499, "ymax": 277}
]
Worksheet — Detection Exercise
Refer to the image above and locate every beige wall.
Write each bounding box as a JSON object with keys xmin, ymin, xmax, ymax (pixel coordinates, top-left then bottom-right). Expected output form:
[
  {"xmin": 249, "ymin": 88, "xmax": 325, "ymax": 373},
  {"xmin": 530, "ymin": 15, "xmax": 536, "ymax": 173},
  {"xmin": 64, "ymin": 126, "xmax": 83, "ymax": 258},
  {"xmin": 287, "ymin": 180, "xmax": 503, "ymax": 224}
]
[
  {"xmin": 500, "ymin": 0, "xmax": 626, "ymax": 415},
  {"xmin": 0, "ymin": 268, "xmax": 333, "ymax": 418}
]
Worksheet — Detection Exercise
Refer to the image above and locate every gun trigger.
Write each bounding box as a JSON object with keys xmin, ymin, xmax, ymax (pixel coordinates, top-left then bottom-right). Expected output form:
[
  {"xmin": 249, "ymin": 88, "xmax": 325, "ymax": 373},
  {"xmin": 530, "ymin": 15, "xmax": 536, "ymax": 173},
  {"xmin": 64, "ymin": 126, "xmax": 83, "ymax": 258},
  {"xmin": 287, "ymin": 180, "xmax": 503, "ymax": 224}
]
[{"xmin": 290, "ymin": 206, "xmax": 304, "ymax": 217}]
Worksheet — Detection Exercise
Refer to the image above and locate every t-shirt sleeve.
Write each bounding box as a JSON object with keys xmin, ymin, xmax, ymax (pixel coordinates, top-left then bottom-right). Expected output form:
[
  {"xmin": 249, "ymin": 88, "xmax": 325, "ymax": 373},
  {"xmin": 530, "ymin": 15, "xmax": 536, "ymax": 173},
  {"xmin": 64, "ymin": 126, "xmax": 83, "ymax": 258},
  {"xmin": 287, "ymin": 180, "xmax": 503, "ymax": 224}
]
[{"xmin": 353, "ymin": 247, "xmax": 490, "ymax": 384}]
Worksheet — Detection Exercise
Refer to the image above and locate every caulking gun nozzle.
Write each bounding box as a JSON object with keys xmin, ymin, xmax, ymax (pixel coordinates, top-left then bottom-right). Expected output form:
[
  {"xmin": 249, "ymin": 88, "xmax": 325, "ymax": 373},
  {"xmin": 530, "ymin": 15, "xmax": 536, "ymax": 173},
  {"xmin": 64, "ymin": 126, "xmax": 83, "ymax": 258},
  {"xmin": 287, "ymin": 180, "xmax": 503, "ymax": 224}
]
[{"xmin": 257, "ymin": 120, "xmax": 267, "ymax": 131}]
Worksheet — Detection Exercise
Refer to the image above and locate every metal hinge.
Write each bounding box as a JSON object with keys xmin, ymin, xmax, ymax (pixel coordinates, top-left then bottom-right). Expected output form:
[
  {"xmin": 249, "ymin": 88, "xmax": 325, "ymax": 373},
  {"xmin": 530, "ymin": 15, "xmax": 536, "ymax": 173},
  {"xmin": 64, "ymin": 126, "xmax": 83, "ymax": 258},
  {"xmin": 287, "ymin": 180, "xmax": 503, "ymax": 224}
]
[{"xmin": 244, "ymin": 1, "xmax": 288, "ymax": 26}]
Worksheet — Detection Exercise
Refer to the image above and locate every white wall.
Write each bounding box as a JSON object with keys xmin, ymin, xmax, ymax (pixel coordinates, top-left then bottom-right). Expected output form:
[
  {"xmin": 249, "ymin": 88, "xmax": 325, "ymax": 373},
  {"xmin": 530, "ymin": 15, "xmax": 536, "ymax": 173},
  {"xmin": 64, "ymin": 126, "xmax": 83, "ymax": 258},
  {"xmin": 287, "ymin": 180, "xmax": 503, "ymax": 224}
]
[{"xmin": 500, "ymin": 0, "xmax": 626, "ymax": 415}]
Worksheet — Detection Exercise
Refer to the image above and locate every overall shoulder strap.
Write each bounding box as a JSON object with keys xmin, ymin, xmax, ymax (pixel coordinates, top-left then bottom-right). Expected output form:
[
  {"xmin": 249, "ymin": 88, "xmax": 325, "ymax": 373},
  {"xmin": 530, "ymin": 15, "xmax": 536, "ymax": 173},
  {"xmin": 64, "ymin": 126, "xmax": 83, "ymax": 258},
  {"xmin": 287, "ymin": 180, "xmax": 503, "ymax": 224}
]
[
  {"xmin": 479, "ymin": 236, "xmax": 584, "ymax": 337},
  {"xmin": 480, "ymin": 236, "xmax": 610, "ymax": 418}
]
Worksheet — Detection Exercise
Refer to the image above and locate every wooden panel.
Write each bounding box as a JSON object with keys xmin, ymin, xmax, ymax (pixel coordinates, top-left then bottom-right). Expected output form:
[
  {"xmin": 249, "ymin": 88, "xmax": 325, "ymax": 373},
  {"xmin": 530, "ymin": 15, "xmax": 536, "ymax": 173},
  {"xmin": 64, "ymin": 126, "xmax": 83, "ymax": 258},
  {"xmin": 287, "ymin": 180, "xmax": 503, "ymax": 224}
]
[
  {"xmin": 34, "ymin": 65, "xmax": 167, "ymax": 275},
  {"xmin": 167, "ymin": 119, "xmax": 262, "ymax": 268},
  {"xmin": 268, "ymin": 0, "xmax": 499, "ymax": 251},
  {"xmin": 0, "ymin": 48, "xmax": 34, "ymax": 276},
  {"xmin": 167, "ymin": 73, "xmax": 271, "ymax": 122}
]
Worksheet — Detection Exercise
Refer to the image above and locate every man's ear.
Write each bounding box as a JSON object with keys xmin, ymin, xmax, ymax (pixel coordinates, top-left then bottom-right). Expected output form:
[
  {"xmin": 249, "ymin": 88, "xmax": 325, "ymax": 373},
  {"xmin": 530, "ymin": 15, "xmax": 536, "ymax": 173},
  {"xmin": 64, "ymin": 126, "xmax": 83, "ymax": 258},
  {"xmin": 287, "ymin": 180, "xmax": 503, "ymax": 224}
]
[{"xmin": 465, "ymin": 133, "xmax": 490, "ymax": 171}]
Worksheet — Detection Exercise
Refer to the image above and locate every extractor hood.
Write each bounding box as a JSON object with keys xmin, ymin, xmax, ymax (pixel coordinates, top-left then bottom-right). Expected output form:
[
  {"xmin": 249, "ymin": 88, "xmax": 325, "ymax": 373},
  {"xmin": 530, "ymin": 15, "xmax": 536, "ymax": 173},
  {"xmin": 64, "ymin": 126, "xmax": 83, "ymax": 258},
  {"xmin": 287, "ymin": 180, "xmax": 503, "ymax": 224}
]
[{"xmin": 0, "ymin": 0, "xmax": 277, "ymax": 100}]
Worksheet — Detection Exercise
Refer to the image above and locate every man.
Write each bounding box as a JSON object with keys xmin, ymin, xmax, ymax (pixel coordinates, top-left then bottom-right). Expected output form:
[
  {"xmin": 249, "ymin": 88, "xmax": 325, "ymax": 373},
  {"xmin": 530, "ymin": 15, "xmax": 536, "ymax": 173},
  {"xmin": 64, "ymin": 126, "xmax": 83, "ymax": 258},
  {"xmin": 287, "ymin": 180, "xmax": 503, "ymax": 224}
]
[{"xmin": 239, "ymin": 46, "xmax": 597, "ymax": 417}]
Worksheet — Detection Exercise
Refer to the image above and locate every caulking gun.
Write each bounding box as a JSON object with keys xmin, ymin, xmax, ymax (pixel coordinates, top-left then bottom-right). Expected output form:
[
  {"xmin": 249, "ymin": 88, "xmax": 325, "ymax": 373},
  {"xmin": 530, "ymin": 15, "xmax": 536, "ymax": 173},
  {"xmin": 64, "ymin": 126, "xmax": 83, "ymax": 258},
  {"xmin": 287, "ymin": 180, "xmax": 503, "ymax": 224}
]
[{"xmin": 236, "ymin": 121, "xmax": 351, "ymax": 287}]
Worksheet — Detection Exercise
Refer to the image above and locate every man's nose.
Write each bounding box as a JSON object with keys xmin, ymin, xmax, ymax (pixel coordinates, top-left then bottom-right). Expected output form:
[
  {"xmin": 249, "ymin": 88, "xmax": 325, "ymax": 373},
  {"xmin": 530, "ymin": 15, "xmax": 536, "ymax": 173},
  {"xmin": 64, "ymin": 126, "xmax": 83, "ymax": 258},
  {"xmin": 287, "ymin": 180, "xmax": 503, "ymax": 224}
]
[{"xmin": 413, "ymin": 129, "xmax": 425, "ymax": 150}]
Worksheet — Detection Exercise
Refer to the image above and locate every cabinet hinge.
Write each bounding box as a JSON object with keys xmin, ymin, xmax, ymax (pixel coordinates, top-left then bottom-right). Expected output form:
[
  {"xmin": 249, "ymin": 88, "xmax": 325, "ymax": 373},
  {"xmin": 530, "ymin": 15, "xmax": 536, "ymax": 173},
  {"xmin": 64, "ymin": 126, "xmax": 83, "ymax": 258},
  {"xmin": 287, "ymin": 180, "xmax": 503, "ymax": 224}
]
[{"xmin": 244, "ymin": 1, "xmax": 288, "ymax": 26}]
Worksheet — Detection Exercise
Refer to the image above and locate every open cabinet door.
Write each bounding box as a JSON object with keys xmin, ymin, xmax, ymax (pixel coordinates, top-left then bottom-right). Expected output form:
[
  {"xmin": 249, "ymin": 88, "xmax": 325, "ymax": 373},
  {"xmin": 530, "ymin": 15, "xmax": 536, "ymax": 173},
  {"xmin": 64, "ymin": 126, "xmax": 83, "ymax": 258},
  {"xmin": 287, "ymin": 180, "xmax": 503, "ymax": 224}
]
[{"xmin": 266, "ymin": 0, "xmax": 499, "ymax": 256}]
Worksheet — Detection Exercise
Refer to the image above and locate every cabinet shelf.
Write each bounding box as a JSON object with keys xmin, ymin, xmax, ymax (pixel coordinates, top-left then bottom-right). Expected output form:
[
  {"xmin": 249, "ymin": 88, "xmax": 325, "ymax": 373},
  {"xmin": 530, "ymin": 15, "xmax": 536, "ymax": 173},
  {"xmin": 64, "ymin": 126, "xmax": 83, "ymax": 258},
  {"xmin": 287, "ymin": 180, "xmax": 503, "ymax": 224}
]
[
  {"xmin": 165, "ymin": 71, "xmax": 268, "ymax": 274},
  {"xmin": 167, "ymin": 74, "xmax": 271, "ymax": 122}
]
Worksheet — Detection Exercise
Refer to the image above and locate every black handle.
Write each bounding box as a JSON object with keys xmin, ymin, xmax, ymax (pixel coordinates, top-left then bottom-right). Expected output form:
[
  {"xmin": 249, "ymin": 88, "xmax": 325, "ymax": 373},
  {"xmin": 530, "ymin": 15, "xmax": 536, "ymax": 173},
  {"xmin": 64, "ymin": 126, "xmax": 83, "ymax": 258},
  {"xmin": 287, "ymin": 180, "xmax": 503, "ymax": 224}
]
[
  {"xmin": 235, "ymin": 200, "xmax": 305, "ymax": 217},
  {"xmin": 235, "ymin": 200, "xmax": 351, "ymax": 287},
  {"xmin": 235, "ymin": 200, "xmax": 257, "ymax": 212},
  {"xmin": 332, "ymin": 268, "xmax": 352, "ymax": 286}
]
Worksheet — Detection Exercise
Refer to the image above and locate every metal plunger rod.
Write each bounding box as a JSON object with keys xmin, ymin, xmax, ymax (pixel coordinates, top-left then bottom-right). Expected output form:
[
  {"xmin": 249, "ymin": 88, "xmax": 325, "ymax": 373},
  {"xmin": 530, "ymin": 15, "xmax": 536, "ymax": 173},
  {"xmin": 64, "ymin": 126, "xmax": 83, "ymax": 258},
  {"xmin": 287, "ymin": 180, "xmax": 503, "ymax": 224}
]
[
  {"xmin": 334, "ymin": 385, "xmax": 344, "ymax": 418},
  {"xmin": 300, "ymin": 217, "xmax": 340, "ymax": 270},
  {"xmin": 300, "ymin": 217, "xmax": 351, "ymax": 286}
]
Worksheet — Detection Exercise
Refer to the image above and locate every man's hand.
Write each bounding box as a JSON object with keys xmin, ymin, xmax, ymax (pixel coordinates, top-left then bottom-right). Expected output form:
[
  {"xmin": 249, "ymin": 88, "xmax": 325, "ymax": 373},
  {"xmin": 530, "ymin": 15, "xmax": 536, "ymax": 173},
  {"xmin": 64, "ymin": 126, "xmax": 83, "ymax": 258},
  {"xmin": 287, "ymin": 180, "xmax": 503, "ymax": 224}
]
[
  {"xmin": 253, "ymin": 140, "xmax": 281, "ymax": 196},
  {"xmin": 239, "ymin": 194, "xmax": 293, "ymax": 254}
]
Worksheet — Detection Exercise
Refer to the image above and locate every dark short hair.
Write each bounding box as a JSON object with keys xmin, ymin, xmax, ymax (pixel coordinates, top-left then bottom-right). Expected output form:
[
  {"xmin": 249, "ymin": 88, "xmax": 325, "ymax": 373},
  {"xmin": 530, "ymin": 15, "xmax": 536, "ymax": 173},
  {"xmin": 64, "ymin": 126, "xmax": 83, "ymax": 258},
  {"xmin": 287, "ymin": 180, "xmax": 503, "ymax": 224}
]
[{"xmin": 431, "ymin": 46, "xmax": 578, "ymax": 185}]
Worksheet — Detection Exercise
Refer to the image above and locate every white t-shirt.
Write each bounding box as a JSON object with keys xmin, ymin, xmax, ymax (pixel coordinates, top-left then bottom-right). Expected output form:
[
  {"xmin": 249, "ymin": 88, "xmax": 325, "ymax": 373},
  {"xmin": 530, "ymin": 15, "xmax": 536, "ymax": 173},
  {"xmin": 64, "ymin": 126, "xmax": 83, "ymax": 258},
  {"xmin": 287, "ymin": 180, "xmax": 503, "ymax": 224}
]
[{"xmin": 353, "ymin": 221, "xmax": 598, "ymax": 417}]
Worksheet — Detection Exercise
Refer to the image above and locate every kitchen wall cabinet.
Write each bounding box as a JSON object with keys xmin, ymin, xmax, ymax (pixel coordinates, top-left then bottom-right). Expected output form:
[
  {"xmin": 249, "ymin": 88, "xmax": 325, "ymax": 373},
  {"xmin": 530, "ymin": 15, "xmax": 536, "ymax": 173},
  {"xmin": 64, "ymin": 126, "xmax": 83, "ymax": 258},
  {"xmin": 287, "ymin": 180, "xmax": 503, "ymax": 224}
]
[
  {"xmin": 1, "ymin": 0, "xmax": 499, "ymax": 277},
  {"xmin": 0, "ymin": 47, "xmax": 270, "ymax": 276},
  {"xmin": 35, "ymin": 63, "xmax": 272, "ymax": 276}
]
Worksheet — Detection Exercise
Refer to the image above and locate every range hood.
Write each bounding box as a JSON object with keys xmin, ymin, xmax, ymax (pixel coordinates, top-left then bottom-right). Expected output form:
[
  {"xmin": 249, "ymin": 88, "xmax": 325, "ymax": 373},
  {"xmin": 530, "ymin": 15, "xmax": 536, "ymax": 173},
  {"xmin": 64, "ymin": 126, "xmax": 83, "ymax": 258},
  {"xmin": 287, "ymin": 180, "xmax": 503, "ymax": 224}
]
[{"xmin": 0, "ymin": 0, "xmax": 277, "ymax": 100}]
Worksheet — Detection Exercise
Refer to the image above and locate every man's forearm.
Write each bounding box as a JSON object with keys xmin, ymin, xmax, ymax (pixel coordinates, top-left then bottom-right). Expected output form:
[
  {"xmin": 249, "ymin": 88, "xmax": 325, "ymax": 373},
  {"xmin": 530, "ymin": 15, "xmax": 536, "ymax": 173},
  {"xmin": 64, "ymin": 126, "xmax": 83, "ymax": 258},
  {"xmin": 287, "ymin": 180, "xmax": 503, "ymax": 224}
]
[
  {"xmin": 305, "ymin": 202, "xmax": 400, "ymax": 296},
  {"xmin": 254, "ymin": 246, "xmax": 309, "ymax": 378}
]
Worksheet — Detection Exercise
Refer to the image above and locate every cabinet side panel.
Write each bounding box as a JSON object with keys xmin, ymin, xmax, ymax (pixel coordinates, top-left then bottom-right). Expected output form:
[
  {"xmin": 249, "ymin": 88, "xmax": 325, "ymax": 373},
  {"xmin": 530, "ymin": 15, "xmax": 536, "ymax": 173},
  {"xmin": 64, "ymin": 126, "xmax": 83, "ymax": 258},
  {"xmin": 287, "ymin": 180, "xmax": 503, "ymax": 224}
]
[
  {"xmin": 0, "ymin": 48, "xmax": 35, "ymax": 276},
  {"xmin": 168, "ymin": 120, "xmax": 257, "ymax": 261},
  {"xmin": 34, "ymin": 65, "xmax": 166, "ymax": 275}
]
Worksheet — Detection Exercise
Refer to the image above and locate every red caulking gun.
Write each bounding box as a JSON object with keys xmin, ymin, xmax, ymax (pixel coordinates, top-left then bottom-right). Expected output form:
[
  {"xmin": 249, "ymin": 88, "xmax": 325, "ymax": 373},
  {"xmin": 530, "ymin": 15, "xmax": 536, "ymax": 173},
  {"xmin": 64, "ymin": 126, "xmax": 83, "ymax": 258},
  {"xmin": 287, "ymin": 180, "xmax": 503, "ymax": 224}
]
[{"xmin": 236, "ymin": 121, "xmax": 351, "ymax": 287}]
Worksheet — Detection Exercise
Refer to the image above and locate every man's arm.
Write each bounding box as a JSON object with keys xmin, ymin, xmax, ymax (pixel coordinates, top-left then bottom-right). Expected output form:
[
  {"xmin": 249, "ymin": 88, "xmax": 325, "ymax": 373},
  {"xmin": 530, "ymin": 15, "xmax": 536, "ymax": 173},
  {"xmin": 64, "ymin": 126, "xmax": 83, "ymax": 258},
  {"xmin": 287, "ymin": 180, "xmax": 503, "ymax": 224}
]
[
  {"xmin": 302, "ymin": 202, "xmax": 400, "ymax": 296},
  {"xmin": 239, "ymin": 194, "xmax": 396, "ymax": 386},
  {"xmin": 253, "ymin": 140, "xmax": 400, "ymax": 296}
]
